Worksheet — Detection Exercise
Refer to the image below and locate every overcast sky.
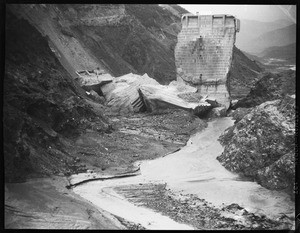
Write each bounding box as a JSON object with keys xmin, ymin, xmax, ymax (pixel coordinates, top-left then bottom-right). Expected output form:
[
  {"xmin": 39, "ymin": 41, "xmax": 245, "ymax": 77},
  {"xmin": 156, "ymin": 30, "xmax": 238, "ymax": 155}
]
[{"xmin": 179, "ymin": 5, "xmax": 296, "ymax": 23}]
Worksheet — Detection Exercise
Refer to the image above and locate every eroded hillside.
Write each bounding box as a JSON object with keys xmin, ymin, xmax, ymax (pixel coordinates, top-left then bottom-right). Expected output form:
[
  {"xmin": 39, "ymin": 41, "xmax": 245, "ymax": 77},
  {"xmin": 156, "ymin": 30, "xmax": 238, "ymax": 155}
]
[
  {"xmin": 8, "ymin": 4, "xmax": 188, "ymax": 84},
  {"xmin": 4, "ymin": 9, "xmax": 109, "ymax": 182},
  {"xmin": 233, "ymin": 70, "xmax": 295, "ymax": 109},
  {"xmin": 4, "ymin": 7, "xmax": 206, "ymax": 183},
  {"xmin": 8, "ymin": 4, "xmax": 261, "ymax": 91},
  {"xmin": 227, "ymin": 46, "xmax": 264, "ymax": 100},
  {"xmin": 4, "ymin": 4, "xmax": 295, "ymax": 230},
  {"xmin": 218, "ymin": 95, "xmax": 295, "ymax": 198},
  {"xmin": 219, "ymin": 70, "xmax": 296, "ymax": 198}
]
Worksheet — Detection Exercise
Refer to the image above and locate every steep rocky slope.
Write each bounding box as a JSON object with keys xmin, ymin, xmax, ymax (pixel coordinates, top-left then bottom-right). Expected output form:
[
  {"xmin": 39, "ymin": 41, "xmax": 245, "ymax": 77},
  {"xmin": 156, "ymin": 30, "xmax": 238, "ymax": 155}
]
[
  {"xmin": 9, "ymin": 4, "xmax": 261, "ymax": 93},
  {"xmin": 219, "ymin": 70, "xmax": 295, "ymax": 198},
  {"xmin": 232, "ymin": 70, "xmax": 295, "ymax": 109},
  {"xmin": 9, "ymin": 4, "xmax": 188, "ymax": 84},
  {"xmin": 217, "ymin": 95, "xmax": 295, "ymax": 197},
  {"xmin": 4, "ymin": 7, "xmax": 206, "ymax": 184},
  {"xmin": 4, "ymin": 9, "xmax": 111, "ymax": 182},
  {"xmin": 227, "ymin": 46, "xmax": 264, "ymax": 100},
  {"xmin": 244, "ymin": 24, "xmax": 296, "ymax": 55},
  {"xmin": 235, "ymin": 18, "xmax": 294, "ymax": 54},
  {"xmin": 5, "ymin": 4, "xmax": 269, "ymax": 182},
  {"xmin": 258, "ymin": 43, "xmax": 296, "ymax": 65}
]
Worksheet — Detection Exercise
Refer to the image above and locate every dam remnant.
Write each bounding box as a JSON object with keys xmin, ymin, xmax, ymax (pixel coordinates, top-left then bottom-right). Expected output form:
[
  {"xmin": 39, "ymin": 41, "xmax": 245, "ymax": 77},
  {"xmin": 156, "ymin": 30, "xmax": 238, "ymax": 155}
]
[{"xmin": 175, "ymin": 13, "xmax": 240, "ymax": 109}]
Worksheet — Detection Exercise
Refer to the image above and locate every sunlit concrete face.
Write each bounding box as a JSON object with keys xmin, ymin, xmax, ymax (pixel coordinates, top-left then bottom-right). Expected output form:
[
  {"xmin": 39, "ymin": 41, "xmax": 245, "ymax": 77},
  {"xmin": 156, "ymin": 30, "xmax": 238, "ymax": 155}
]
[{"xmin": 175, "ymin": 14, "xmax": 240, "ymax": 108}]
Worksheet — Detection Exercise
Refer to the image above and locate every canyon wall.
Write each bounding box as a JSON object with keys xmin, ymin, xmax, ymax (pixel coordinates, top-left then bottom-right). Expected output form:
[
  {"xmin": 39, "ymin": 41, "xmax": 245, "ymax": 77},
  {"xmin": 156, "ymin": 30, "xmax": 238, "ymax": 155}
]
[
  {"xmin": 8, "ymin": 4, "xmax": 187, "ymax": 84},
  {"xmin": 175, "ymin": 14, "xmax": 240, "ymax": 108}
]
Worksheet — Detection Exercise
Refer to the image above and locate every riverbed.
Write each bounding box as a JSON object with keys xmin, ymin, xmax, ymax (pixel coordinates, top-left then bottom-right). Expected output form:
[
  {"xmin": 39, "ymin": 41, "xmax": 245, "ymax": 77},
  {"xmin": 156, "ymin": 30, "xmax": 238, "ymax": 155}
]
[{"xmin": 73, "ymin": 117, "xmax": 295, "ymax": 229}]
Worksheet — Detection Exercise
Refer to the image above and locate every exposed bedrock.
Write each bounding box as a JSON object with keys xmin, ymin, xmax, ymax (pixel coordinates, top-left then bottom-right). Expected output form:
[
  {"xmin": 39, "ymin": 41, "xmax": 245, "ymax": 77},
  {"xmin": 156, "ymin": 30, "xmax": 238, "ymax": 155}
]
[
  {"xmin": 4, "ymin": 9, "xmax": 110, "ymax": 182},
  {"xmin": 8, "ymin": 4, "xmax": 188, "ymax": 84},
  {"xmin": 232, "ymin": 70, "xmax": 295, "ymax": 109},
  {"xmin": 217, "ymin": 95, "xmax": 295, "ymax": 198}
]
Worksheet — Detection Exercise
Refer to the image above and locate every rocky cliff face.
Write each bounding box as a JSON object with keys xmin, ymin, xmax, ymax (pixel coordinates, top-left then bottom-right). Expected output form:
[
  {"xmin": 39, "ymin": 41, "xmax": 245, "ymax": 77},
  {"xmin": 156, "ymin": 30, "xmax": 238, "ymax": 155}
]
[
  {"xmin": 8, "ymin": 4, "xmax": 188, "ymax": 84},
  {"xmin": 227, "ymin": 46, "xmax": 263, "ymax": 100},
  {"xmin": 217, "ymin": 95, "xmax": 295, "ymax": 197},
  {"xmin": 233, "ymin": 70, "xmax": 295, "ymax": 109},
  {"xmin": 4, "ymin": 9, "xmax": 110, "ymax": 182},
  {"xmin": 4, "ymin": 4, "xmax": 269, "ymax": 182},
  {"xmin": 9, "ymin": 4, "xmax": 260, "ymax": 93}
]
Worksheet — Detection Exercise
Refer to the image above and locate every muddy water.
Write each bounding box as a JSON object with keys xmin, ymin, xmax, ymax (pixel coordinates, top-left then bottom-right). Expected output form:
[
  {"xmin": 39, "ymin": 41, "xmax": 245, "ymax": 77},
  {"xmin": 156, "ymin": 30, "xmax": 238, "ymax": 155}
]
[
  {"xmin": 140, "ymin": 117, "xmax": 294, "ymax": 218},
  {"xmin": 74, "ymin": 117, "xmax": 294, "ymax": 229}
]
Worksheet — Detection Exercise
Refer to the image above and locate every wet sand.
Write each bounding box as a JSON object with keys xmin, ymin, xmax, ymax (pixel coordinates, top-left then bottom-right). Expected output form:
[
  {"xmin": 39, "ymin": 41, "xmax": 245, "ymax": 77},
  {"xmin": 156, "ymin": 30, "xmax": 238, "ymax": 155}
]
[
  {"xmin": 73, "ymin": 117, "xmax": 294, "ymax": 229},
  {"xmin": 140, "ymin": 117, "xmax": 294, "ymax": 218}
]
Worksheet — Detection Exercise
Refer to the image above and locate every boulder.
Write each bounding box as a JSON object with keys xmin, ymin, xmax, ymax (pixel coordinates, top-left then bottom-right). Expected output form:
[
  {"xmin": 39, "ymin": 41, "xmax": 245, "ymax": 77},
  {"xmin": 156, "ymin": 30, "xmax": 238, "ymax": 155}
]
[
  {"xmin": 80, "ymin": 73, "xmax": 114, "ymax": 97},
  {"xmin": 217, "ymin": 95, "xmax": 295, "ymax": 197},
  {"xmin": 207, "ymin": 106, "xmax": 227, "ymax": 118},
  {"xmin": 87, "ymin": 90, "xmax": 105, "ymax": 104},
  {"xmin": 203, "ymin": 97, "xmax": 221, "ymax": 108},
  {"xmin": 233, "ymin": 70, "xmax": 295, "ymax": 109},
  {"xmin": 227, "ymin": 108, "xmax": 252, "ymax": 123}
]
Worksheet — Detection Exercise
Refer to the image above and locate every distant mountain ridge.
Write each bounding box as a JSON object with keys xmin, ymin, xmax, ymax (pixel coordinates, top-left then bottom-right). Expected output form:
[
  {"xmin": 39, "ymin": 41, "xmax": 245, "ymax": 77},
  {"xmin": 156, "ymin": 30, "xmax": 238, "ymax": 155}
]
[
  {"xmin": 258, "ymin": 43, "xmax": 296, "ymax": 61},
  {"xmin": 249, "ymin": 24, "xmax": 296, "ymax": 54},
  {"xmin": 236, "ymin": 19, "xmax": 295, "ymax": 54}
]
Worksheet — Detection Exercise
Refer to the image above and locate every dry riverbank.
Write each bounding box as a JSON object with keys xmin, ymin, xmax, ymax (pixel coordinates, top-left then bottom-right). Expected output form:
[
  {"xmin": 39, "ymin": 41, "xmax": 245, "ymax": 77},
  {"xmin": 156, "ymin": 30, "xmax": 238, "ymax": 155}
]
[{"xmin": 5, "ymin": 176, "xmax": 125, "ymax": 229}]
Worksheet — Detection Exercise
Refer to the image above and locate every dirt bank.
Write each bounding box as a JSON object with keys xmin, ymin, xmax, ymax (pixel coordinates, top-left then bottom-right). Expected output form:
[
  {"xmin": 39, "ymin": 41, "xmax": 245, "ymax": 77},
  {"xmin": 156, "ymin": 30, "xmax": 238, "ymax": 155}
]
[
  {"xmin": 62, "ymin": 108, "xmax": 207, "ymax": 176},
  {"xmin": 5, "ymin": 109, "xmax": 206, "ymax": 229},
  {"xmin": 5, "ymin": 176, "xmax": 125, "ymax": 229}
]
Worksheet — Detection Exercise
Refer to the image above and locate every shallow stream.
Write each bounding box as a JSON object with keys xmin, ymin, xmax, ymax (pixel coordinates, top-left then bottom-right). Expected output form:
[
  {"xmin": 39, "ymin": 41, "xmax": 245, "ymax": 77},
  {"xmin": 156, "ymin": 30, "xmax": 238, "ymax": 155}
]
[{"xmin": 74, "ymin": 117, "xmax": 294, "ymax": 229}]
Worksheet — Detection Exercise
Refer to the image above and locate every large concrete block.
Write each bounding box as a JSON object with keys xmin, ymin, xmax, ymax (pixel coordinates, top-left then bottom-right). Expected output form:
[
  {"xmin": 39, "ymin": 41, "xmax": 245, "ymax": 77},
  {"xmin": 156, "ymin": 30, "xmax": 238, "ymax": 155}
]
[{"xmin": 175, "ymin": 14, "xmax": 239, "ymax": 109}]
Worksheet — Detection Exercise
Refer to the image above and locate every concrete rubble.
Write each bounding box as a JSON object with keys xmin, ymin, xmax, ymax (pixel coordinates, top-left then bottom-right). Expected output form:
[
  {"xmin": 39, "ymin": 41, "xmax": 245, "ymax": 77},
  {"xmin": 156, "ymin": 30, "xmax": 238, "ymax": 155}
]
[
  {"xmin": 139, "ymin": 84, "xmax": 212, "ymax": 116},
  {"xmin": 77, "ymin": 71, "xmax": 219, "ymax": 116},
  {"xmin": 101, "ymin": 73, "xmax": 159, "ymax": 113},
  {"xmin": 73, "ymin": 14, "xmax": 243, "ymax": 115}
]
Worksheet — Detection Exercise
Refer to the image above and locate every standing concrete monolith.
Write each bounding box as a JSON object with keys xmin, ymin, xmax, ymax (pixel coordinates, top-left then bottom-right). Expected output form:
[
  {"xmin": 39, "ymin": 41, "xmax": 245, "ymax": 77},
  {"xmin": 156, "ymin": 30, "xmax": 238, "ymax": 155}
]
[{"xmin": 175, "ymin": 13, "xmax": 240, "ymax": 109}]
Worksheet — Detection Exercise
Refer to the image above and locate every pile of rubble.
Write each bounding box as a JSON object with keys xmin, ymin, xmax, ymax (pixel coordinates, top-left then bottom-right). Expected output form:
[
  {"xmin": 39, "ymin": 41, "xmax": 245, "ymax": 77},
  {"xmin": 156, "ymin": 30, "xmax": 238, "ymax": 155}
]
[{"xmin": 77, "ymin": 71, "xmax": 227, "ymax": 117}]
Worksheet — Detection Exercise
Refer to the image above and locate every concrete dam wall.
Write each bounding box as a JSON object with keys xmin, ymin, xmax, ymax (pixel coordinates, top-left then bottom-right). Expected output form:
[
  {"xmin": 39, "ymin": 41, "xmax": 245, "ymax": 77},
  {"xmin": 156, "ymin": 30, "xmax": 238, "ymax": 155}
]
[{"xmin": 175, "ymin": 14, "xmax": 240, "ymax": 108}]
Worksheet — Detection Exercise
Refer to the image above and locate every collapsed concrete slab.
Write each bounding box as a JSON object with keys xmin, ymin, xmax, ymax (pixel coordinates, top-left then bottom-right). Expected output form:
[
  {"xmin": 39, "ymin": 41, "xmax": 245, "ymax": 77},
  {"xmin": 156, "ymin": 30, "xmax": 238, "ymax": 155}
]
[
  {"xmin": 175, "ymin": 14, "xmax": 240, "ymax": 109},
  {"xmin": 101, "ymin": 73, "xmax": 160, "ymax": 113},
  {"xmin": 76, "ymin": 70, "xmax": 114, "ymax": 96},
  {"xmin": 94, "ymin": 72, "xmax": 213, "ymax": 115},
  {"xmin": 139, "ymin": 84, "xmax": 212, "ymax": 116},
  {"xmin": 78, "ymin": 72, "xmax": 113, "ymax": 86}
]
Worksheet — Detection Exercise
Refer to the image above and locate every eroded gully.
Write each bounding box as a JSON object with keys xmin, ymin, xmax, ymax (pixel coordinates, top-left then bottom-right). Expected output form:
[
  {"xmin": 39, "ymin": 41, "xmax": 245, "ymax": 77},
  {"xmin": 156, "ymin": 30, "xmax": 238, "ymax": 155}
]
[{"xmin": 73, "ymin": 117, "xmax": 294, "ymax": 230}]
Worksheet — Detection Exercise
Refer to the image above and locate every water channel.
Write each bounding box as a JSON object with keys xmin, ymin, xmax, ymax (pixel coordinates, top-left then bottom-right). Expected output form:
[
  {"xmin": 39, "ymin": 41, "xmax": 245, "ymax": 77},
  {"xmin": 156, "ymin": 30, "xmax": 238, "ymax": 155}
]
[{"xmin": 74, "ymin": 117, "xmax": 294, "ymax": 229}]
